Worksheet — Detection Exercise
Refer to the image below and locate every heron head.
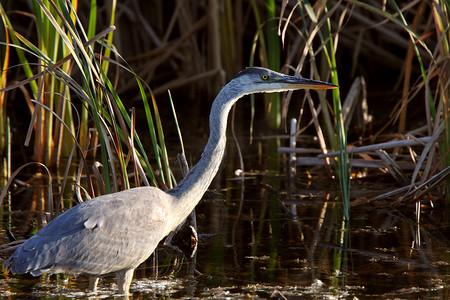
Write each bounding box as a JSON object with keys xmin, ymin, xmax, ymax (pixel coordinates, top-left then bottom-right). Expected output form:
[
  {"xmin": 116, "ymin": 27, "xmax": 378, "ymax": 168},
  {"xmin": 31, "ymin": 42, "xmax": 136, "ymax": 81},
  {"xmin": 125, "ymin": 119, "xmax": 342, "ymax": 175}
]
[{"xmin": 232, "ymin": 67, "xmax": 338, "ymax": 95}]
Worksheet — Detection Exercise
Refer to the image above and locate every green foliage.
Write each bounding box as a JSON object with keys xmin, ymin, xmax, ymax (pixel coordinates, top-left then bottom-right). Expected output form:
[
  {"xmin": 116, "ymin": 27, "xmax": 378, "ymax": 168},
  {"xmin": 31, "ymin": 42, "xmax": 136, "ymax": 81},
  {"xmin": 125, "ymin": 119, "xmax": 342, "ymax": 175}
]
[{"xmin": 0, "ymin": 0, "xmax": 178, "ymax": 205}]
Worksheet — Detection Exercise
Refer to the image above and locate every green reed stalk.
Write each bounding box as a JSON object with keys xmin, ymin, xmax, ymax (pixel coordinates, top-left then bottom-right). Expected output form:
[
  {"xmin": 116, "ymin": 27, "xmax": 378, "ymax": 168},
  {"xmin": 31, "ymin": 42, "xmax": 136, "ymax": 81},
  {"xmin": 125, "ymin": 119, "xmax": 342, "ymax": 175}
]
[
  {"xmin": 32, "ymin": 0, "xmax": 68, "ymax": 165},
  {"xmin": 297, "ymin": 2, "xmax": 336, "ymax": 151},
  {"xmin": 218, "ymin": 0, "xmax": 236, "ymax": 77},
  {"xmin": 298, "ymin": 1, "xmax": 349, "ymax": 217},
  {"xmin": 250, "ymin": 0, "xmax": 281, "ymax": 129},
  {"xmin": 324, "ymin": 7, "xmax": 350, "ymax": 221},
  {"xmin": 152, "ymin": 93, "xmax": 172, "ymax": 189},
  {"xmin": 265, "ymin": 0, "xmax": 281, "ymax": 129},
  {"xmin": 168, "ymin": 91, "xmax": 185, "ymax": 157}
]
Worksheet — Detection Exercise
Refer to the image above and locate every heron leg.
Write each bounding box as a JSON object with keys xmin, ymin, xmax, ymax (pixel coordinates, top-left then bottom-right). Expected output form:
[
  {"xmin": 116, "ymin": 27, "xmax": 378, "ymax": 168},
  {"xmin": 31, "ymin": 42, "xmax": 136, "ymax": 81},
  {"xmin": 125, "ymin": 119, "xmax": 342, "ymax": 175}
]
[
  {"xmin": 89, "ymin": 276, "xmax": 100, "ymax": 291},
  {"xmin": 116, "ymin": 268, "xmax": 134, "ymax": 294}
]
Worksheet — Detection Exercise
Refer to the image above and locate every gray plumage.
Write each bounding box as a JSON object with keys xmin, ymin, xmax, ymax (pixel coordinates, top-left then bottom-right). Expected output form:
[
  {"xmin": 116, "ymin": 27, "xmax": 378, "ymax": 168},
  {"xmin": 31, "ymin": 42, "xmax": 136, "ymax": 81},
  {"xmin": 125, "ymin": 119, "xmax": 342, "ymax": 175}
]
[{"xmin": 4, "ymin": 67, "xmax": 337, "ymax": 294}]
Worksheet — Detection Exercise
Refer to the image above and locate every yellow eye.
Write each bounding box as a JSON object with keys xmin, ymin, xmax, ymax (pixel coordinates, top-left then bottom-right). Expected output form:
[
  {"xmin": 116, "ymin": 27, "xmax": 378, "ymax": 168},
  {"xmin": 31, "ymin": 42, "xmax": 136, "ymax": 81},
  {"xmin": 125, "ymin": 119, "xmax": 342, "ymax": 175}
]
[{"xmin": 261, "ymin": 74, "xmax": 269, "ymax": 80}]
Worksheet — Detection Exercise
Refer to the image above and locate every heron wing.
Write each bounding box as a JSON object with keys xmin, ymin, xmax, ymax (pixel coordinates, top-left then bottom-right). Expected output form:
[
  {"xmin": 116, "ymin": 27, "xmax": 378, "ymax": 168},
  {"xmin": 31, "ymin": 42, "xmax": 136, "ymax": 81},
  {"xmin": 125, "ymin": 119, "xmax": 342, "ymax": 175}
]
[{"xmin": 5, "ymin": 186, "xmax": 172, "ymax": 276}]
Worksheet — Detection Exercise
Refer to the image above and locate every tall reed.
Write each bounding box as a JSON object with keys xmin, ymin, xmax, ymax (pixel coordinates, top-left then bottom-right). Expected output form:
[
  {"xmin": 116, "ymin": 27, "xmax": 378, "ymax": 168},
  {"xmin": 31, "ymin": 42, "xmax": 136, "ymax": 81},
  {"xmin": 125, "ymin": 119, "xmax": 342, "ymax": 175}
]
[
  {"xmin": 0, "ymin": 0, "xmax": 177, "ymax": 208},
  {"xmin": 251, "ymin": 0, "xmax": 281, "ymax": 129},
  {"xmin": 348, "ymin": 0, "xmax": 449, "ymax": 202},
  {"xmin": 0, "ymin": 20, "xmax": 6, "ymax": 151},
  {"xmin": 285, "ymin": 1, "xmax": 349, "ymax": 216}
]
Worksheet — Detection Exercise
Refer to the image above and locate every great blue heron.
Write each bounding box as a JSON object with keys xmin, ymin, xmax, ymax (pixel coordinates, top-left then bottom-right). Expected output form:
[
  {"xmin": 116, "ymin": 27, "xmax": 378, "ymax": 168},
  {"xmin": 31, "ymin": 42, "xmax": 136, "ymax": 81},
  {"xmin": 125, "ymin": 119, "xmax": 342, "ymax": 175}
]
[{"xmin": 4, "ymin": 67, "xmax": 337, "ymax": 294}]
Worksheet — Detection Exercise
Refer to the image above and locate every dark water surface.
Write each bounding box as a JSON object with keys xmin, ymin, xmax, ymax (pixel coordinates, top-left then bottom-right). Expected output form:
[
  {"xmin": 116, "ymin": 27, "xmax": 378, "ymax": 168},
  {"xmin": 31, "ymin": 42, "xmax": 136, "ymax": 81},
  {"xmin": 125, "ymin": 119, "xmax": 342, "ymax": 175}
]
[{"xmin": 0, "ymin": 161, "xmax": 449, "ymax": 299}]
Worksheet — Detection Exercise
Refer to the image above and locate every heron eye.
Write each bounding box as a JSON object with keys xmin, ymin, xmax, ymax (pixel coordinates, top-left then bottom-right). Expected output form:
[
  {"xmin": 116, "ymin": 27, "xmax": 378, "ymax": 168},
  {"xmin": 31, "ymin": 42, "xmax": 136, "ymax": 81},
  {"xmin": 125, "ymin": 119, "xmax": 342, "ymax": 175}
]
[{"xmin": 261, "ymin": 74, "xmax": 269, "ymax": 80}]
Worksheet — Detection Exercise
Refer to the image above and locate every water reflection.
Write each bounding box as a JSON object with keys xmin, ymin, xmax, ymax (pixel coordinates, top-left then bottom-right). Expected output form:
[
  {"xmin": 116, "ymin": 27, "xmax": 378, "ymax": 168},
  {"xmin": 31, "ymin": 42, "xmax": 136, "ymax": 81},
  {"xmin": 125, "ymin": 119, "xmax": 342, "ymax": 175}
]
[
  {"xmin": 1, "ymin": 167, "xmax": 449, "ymax": 298},
  {"xmin": 194, "ymin": 171, "xmax": 449, "ymax": 299}
]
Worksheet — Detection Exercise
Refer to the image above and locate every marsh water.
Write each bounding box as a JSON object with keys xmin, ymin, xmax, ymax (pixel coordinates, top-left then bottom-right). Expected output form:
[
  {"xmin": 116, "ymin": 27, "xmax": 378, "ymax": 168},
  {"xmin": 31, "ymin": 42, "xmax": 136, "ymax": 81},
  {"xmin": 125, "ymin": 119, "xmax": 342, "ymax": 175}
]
[{"xmin": 0, "ymin": 137, "xmax": 449, "ymax": 299}]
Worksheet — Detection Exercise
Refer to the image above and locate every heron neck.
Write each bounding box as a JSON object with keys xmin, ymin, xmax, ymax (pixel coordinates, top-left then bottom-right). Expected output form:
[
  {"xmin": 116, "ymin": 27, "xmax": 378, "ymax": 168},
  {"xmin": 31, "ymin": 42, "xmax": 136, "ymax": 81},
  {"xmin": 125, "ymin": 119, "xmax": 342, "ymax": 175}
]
[{"xmin": 166, "ymin": 85, "xmax": 241, "ymax": 226}]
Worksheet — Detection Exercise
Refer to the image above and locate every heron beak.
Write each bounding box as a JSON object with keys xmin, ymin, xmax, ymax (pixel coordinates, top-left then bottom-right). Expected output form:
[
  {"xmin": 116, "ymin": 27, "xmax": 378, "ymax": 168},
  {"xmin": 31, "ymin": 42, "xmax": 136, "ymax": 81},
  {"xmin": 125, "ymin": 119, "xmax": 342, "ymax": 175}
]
[{"xmin": 281, "ymin": 76, "xmax": 338, "ymax": 90}]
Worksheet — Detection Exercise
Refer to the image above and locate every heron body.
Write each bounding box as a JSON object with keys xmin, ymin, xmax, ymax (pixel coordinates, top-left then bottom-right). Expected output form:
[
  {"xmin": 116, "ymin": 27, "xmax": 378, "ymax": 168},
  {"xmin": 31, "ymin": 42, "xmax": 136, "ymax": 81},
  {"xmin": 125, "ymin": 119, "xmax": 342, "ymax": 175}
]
[{"xmin": 5, "ymin": 67, "xmax": 337, "ymax": 294}]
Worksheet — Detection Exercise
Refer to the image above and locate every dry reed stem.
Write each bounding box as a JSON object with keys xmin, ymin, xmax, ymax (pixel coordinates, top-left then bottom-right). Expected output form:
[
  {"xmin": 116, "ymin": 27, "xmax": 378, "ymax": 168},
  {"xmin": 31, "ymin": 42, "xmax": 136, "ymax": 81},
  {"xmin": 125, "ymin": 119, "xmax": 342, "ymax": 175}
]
[
  {"xmin": 376, "ymin": 149, "xmax": 409, "ymax": 185},
  {"xmin": 0, "ymin": 240, "xmax": 27, "ymax": 254},
  {"xmin": 293, "ymin": 157, "xmax": 418, "ymax": 170},
  {"xmin": 316, "ymin": 136, "xmax": 441, "ymax": 158}
]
